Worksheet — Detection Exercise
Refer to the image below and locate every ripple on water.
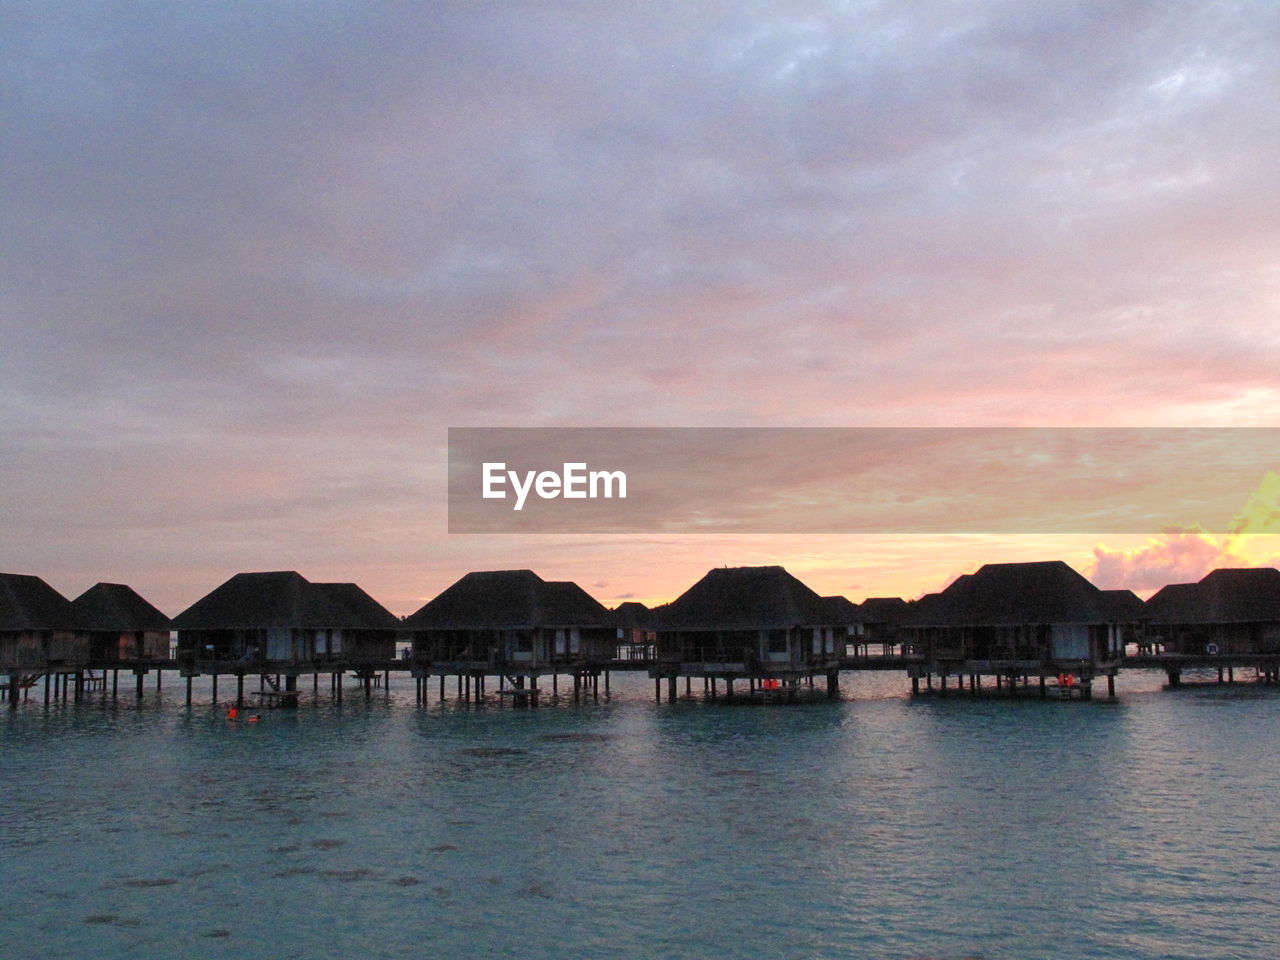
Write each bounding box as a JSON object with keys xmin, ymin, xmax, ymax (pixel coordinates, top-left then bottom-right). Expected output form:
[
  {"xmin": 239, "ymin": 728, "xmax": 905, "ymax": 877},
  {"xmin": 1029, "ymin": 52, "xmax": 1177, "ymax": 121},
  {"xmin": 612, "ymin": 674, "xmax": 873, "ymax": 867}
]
[{"xmin": 5, "ymin": 673, "xmax": 1280, "ymax": 959}]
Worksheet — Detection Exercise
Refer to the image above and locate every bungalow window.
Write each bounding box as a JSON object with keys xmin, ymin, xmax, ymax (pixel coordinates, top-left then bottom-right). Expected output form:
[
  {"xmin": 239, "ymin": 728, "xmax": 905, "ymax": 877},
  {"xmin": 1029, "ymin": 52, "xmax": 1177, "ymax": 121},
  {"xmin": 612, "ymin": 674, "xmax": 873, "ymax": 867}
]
[
  {"xmin": 767, "ymin": 629, "xmax": 788, "ymax": 654},
  {"xmin": 515, "ymin": 632, "xmax": 534, "ymax": 653}
]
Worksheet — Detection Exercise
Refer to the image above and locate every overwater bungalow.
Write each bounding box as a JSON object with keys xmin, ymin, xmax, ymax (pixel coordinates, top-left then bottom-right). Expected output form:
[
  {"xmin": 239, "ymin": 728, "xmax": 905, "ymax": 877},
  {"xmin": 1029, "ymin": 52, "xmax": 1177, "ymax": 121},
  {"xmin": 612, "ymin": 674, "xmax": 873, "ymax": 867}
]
[
  {"xmin": 1, "ymin": 572, "xmax": 85, "ymax": 704},
  {"xmin": 1101, "ymin": 588, "xmax": 1146, "ymax": 655},
  {"xmin": 849, "ymin": 596, "xmax": 907, "ymax": 656},
  {"xmin": 172, "ymin": 571, "xmax": 400, "ymax": 703},
  {"xmin": 901, "ymin": 561, "xmax": 1126, "ymax": 697},
  {"xmin": 1143, "ymin": 568, "xmax": 1280, "ymax": 683},
  {"xmin": 613, "ymin": 601, "xmax": 656, "ymax": 661},
  {"xmin": 1142, "ymin": 582, "xmax": 1201, "ymax": 655},
  {"xmin": 311, "ymin": 582, "xmax": 401, "ymax": 664},
  {"xmin": 405, "ymin": 569, "xmax": 616, "ymax": 702},
  {"xmin": 71, "ymin": 582, "xmax": 172, "ymax": 663},
  {"xmin": 652, "ymin": 565, "xmax": 844, "ymax": 701}
]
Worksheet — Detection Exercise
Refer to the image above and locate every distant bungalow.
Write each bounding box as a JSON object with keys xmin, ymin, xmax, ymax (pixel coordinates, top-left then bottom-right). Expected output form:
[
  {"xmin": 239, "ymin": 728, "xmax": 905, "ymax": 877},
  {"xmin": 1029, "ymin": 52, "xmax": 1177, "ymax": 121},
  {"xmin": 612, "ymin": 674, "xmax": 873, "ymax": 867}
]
[
  {"xmin": 901, "ymin": 561, "xmax": 1128, "ymax": 697},
  {"xmin": 1, "ymin": 572, "xmax": 84, "ymax": 705},
  {"xmin": 70, "ymin": 582, "xmax": 172, "ymax": 663},
  {"xmin": 849, "ymin": 596, "xmax": 909, "ymax": 656},
  {"xmin": 613, "ymin": 601, "xmax": 656, "ymax": 661},
  {"xmin": 172, "ymin": 571, "xmax": 400, "ymax": 704},
  {"xmin": 652, "ymin": 566, "xmax": 845, "ymax": 701},
  {"xmin": 405, "ymin": 569, "xmax": 616, "ymax": 703},
  {"xmin": 1144, "ymin": 567, "xmax": 1280, "ymax": 684}
]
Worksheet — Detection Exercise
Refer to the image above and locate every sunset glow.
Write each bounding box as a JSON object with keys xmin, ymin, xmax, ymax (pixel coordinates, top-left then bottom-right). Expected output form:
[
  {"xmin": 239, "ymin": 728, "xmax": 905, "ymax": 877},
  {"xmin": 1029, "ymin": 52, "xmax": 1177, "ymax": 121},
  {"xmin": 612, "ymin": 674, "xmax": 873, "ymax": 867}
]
[{"xmin": 3, "ymin": 3, "xmax": 1279, "ymax": 615}]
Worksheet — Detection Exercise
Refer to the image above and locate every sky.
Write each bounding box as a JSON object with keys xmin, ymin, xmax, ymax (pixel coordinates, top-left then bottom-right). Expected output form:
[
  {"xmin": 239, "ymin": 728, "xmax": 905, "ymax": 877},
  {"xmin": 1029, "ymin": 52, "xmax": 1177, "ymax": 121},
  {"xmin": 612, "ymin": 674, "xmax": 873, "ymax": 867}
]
[{"xmin": 3, "ymin": 1, "xmax": 1280, "ymax": 615}]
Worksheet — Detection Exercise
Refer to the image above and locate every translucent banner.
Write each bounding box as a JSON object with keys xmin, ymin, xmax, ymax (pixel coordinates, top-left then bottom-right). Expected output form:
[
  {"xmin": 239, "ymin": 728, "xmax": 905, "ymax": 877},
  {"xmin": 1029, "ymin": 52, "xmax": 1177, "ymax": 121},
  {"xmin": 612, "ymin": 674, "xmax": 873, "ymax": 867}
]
[{"xmin": 447, "ymin": 427, "xmax": 1280, "ymax": 534}]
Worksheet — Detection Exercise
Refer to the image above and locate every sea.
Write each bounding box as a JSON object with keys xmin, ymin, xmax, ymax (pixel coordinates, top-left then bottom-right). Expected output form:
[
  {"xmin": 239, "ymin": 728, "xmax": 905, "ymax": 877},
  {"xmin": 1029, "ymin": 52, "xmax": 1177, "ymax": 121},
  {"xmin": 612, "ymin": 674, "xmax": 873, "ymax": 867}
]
[{"xmin": 3, "ymin": 667, "xmax": 1278, "ymax": 960}]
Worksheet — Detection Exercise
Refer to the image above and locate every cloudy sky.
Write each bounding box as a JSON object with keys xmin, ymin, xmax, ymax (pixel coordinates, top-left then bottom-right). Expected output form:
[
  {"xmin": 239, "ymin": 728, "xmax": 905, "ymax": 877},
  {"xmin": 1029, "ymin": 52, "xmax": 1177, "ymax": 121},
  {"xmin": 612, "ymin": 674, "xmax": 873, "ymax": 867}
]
[{"xmin": 4, "ymin": 1, "xmax": 1280, "ymax": 614}]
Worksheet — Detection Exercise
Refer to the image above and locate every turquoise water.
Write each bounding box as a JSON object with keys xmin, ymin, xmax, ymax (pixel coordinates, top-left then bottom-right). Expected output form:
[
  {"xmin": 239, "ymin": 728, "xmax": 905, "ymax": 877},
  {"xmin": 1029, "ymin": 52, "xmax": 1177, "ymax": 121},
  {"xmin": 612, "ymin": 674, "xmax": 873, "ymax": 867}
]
[{"xmin": 4, "ymin": 670, "xmax": 1279, "ymax": 960}]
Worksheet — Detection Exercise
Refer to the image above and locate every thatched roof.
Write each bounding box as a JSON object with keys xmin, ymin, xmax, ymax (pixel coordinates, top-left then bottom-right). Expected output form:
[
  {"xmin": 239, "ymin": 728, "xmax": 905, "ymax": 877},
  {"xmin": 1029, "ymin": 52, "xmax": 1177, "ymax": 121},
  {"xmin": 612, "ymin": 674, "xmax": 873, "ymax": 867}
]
[
  {"xmin": 0, "ymin": 573, "xmax": 75, "ymax": 631},
  {"xmin": 611, "ymin": 601, "xmax": 651, "ymax": 628},
  {"xmin": 857, "ymin": 596, "xmax": 909, "ymax": 624},
  {"xmin": 821, "ymin": 595, "xmax": 861, "ymax": 626},
  {"xmin": 404, "ymin": 570, "xmax": 610, "ymax": 629},
  {"xmin": 1146, "ymin": 567, "xmax": 1280, "ymax": 624},
  {"xmin": 1197, "ymin": 567, "xmax": 1280, "ymax": 622},
  {"xmin": 1100, "ymin": 589, "xmax": 1145, "ymax": 622},
  {"xmin": 657, "ymin": 566, "xmax": 831, "ymax": 630},
  {"xmin": 902, "ymin": 591, "xmax": 952, "ymax": 627},
  {"xmin": 313, "ymin": 583, "xmax": 401, "ymax": 630},
  {"xmin": 172, "ymin": 572, "xmax": 368, "ymax": 631},
  {"xmin": 910, "ymin": 561, "xmax": 1112, "ymax": 626},
  {"xmin": 70, "ymin": 583, "xmax": 171, "ymax": 632},
  {"xmin": 1143, "ymin": 582, "xmax": 1200, "ymax": 623}
]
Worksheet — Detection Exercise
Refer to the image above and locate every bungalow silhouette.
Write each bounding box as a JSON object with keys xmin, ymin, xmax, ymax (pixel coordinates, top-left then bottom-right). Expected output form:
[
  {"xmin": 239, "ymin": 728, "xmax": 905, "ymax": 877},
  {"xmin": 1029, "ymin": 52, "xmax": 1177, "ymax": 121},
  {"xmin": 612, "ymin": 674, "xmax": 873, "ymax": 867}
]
[
  {"xmin": 405, "ymin": 569, "xmax": 616, "ymax": 703},
  {"xmin": 1, "ymin": 572, "xmax": 85, "ymax": 705},
  {"xmin": 849, "ymin": 596, "xmax": 908, "ymax": 656},
  {"xmin": 172, "ymin": 571, "xmax": 399, "ymax": 703},
  {"xmin": 1144, "ymin": 567, "xmax": 1280, "ymax": 684},
  {"xmin": 652, "ymin": 566, "xmax": 845, "ymax": 700},
  {"xmin": 901, "ymin": 561, "xmax": 1127, "ymax": 697},
  {"xmin": 71, "ymin": 583, "xmax": 172, "ymax": 663},
  {"xmin": 613, "ymin": 601, "xmax": 657, "ymax": 661}
]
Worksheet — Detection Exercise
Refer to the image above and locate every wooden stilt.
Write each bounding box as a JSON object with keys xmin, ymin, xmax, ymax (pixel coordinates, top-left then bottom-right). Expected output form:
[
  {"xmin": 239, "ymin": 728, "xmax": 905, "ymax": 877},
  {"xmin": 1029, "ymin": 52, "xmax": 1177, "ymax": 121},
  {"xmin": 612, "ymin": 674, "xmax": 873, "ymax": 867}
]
[
  {"xmin": 237, "ymin": 673, "xmax": 245, "ymax": 706},
  {"xmin": 185, "ymin": 675, "xmax": 193, "ymax": 705}
]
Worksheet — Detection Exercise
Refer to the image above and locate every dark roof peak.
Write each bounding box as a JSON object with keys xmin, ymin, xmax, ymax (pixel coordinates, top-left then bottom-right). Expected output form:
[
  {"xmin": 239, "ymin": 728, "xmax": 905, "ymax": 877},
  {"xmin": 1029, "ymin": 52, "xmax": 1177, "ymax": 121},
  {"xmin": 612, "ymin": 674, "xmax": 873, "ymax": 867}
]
[
  {"xmin": 172, "ymin": 571, "xmax": 377, "ymax": 630},
  {"xmin": 913, "ymin": 559, "xmax": 1110, "ymax": 625},
  {"xmin": 0, "ymin": 573, "xmax": 76, "ymax": 631},
  {"xmin": 660, "ymin": 565, "xmax": 831, "ymax": 629},
  {"xmin": 405, "ymin": 570, "xmax": 608, "ymax": 629},
  {"xmin": 70, "ymin": 582, "xmax": 171, "ymax": 631},
  {"xmin": 1148, "ymin": 566, "xmax": 1280, "ymax": 623}
]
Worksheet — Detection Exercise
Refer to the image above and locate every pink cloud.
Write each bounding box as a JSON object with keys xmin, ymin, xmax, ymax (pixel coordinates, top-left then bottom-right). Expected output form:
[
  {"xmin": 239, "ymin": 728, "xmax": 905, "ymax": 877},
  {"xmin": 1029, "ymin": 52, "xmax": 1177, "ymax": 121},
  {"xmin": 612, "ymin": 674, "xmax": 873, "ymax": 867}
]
[{"xmin": 1086, "ymin": 528, "xmax": 1250, "ymax": 593}]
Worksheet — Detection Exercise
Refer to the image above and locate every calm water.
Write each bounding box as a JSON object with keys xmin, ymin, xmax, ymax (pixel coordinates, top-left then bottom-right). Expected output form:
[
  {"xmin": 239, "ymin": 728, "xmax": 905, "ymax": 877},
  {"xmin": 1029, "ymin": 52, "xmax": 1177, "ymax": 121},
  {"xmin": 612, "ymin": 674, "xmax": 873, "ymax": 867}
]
[{"xmin": 3, "ymin": 669, "xmax": 1279, "ymax": 960}]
